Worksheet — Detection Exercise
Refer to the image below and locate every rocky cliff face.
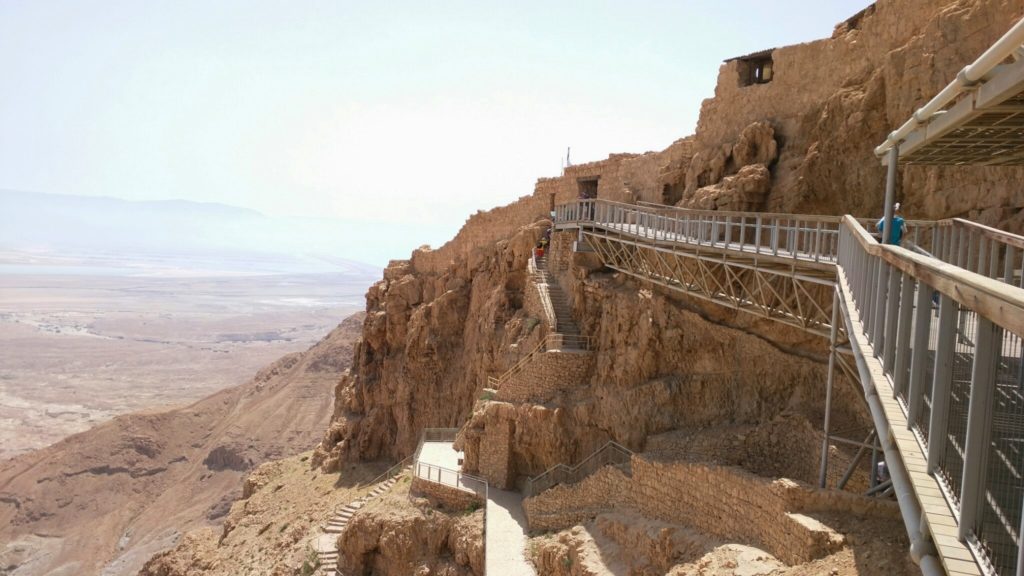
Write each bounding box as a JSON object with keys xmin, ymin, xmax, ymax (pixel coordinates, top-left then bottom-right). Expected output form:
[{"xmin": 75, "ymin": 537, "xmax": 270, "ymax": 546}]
[
  {"xmin": 312, "ymin": 0, "xmax": 1024, "ymax": 478},
  {"xmin": 0, "ymin": 314, "xmax": 364, "ymax": 576},
  {"xmin": 136, "ymin": 2, "xmax": 1023, "ymax": 573}
]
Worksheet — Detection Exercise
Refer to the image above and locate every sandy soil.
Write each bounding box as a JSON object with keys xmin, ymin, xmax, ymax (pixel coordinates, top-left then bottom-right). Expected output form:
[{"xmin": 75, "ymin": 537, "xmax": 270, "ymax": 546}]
[{"xmin": 0, "ymin": 271, "xmax": 372, "ymax": 460}]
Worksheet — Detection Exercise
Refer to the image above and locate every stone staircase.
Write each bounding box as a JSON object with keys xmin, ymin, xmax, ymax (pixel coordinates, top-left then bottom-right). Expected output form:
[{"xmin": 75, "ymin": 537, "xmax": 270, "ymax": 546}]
[
  {"xmin": 534, "ymin": 256, "xmax": 583, "ymax": 349},
  {"xmin": 313, "ymin": 468, "xmax": 407, "ymax": 576}
]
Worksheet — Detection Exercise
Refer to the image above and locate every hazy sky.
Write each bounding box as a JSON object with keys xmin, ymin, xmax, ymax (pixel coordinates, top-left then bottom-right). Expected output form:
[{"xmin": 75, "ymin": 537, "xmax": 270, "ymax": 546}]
[{"xmin": 0, "ymin": 1, "xmax": 871, "ymax": 258}]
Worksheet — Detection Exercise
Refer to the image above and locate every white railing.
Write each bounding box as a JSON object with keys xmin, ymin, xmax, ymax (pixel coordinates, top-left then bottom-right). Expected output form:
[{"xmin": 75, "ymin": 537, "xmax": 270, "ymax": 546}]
[
  {"xmin": 523, "ymin": 441, "xmax": 633, "ymax": 498},
  {"xmin": 413, "ymin": 461, "xmax": 488, "ymax": 499},
  {"xmin": 838, "ymin": 215, "xmax": 1024, "ymax": 576},
  {"xmin": 557, "ymin": 199, "xmax": 845, "ymax": 264}
]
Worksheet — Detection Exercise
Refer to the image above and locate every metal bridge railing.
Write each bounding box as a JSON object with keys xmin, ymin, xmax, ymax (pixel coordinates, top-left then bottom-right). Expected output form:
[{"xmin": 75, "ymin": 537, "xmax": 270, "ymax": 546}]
[
  {"xmin": 557, "ymin": 199, "xmax": 845, "ymax": 264},
  {"xmin": 523, "ymin": 441, "xmax": 633, "ymax": 498},
  {"xmin": 838, "ymin": 215, "xmax": 1024, "ymax": 576}
]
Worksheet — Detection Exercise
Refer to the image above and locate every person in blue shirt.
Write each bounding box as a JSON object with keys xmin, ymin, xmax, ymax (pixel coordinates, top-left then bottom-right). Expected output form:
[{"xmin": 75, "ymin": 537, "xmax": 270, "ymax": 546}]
[{"xmin": 876, "ymin": 202, "xmax": 907, "ymax": 246}]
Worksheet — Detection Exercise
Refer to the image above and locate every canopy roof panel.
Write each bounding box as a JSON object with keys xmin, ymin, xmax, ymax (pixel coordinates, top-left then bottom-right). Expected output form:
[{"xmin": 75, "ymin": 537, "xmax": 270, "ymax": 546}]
[{"xmin": 877, "ymin": 19, "xmax": 1024, "ymax": 166}]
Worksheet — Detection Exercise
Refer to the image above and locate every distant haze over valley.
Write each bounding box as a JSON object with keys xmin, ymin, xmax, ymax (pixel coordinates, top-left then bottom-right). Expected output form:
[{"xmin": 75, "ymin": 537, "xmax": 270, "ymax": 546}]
[
  {"xmin": 0, "ymin": 189, "xmax": 381, "ymax": 460},
  {"xmin": 1, "ymin": 189, "xmax": 418, "ymax": 270}
]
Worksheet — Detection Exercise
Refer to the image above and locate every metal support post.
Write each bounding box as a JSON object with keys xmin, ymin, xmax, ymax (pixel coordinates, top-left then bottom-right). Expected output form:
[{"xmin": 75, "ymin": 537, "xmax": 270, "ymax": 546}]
[
  {"xmin": 927, "ymin": 295, "xmax": 957, "ymax": 472},
  {"xmin": 1017, "ymin": 494, "xmax": 1024, "ymax": 576},
  {"xmin": 882, "ymin": 146, "xmax": 899, "ymax": 245},
  {"xmin": 959, "ymin": 318, "xmax": 999, "ymax": 540},
  {"xmin": 819, "ymin": 289, "xmax": 841, "ymax": 488},
  {"xmin": 870, "ymin": 440, "xmax": 881, "ymax": 490}
]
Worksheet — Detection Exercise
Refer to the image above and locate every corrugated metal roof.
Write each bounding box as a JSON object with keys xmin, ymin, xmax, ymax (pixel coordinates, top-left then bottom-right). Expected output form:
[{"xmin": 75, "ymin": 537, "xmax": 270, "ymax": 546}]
[{"xmin": 723, "ymin": 48, "xmax": 774, "ymax": 63}]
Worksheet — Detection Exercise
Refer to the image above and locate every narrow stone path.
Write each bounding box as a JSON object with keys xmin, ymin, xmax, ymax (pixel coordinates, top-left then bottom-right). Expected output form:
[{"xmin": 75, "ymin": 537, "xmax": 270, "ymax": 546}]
[
  {"xmin": 417, "ymin": 440, "xmax": 536, "ymax": 575},
  {"xmin": 313, "ymin": 471, "xmax": 404, "ymax": 576},
  {"xmin": 486, "ymin": 488, "xmax": 536, "ymax": 576}
]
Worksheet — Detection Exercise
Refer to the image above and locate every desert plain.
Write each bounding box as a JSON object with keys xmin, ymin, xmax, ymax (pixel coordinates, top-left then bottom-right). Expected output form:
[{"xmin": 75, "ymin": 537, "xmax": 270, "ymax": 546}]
[{"xmin": 0, "ymin": 259, "xmax": 374, "ymax": 461}]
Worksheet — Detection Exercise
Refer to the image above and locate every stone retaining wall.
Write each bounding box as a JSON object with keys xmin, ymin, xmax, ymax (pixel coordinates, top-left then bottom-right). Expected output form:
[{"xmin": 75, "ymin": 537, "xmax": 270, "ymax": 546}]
[
  {"xmin": 523, "ymin": 454, "xmax": 900, "ymax": 566},
  {"xmin": 411, "ymin": 476, "xmax": 483, "ymax": 512},
  {"xmin": 495, "ymin": 350, "xmax": 593, "ymax": 404}
]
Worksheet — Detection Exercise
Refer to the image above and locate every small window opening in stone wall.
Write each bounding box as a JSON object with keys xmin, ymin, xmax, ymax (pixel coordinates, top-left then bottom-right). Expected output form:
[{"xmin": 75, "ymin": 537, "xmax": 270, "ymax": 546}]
[
  {"xmin": 739, "ymin": 57, "xmax": 773, "ymax": 87},
  {"xmin": 577, "ymin": 178, "xmax": 599, "ymax": 199}
]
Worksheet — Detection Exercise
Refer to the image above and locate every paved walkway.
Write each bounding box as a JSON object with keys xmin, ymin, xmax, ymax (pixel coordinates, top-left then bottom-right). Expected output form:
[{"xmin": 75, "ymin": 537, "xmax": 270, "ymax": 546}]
[
  {"xmin": 486, "ymin": 488, "xmax": 536, "ymax": 576},
  {"xmin": 416, "ymin": 441, "xmax": 536, "ymax": 574},
  {"xmin": 418, "ymin": 441, "xmax": 462, "ymax": 469}
]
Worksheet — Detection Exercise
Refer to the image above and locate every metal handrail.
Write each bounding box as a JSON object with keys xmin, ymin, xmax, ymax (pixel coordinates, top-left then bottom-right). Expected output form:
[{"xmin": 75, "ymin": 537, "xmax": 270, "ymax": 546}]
[
  {"xmin": 528, "ymin": 252, "xmax": 559, "ymax": 330},
  {"xmin": 841, "ymin": 215, "xmax": 1024, "ymax": 337},
  {"xmin": 523, "ymin": 441, "xmax": 633, "ymax": 498},
  {"xmin": 367, "ymin": 455, "xmax": 412, "ymax": 487},
  {"xmin": 838, "ymin": 216, "xmax": 1024, "ymax": 574},
  {"xmin": 487, "ymin": 333, "xmax": 592, "ymax": 390},
  {"xmin": 557, "ymin": 199, "xmax": 845, "ymax": 265},
  {"xmin": 413, "ymin": 461, "xmax": 489, "ymax": 499}
]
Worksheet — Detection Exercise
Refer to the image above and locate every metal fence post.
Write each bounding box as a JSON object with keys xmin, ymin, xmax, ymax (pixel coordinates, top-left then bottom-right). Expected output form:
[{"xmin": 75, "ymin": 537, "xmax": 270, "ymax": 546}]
[
  {"xmin": 907, "ymin": 281, "xmax": 933, "ymax": 428},
  {"xmin": 958, "ymin": 317, "xmax": 999, "ymax": 540},
  {"xmin": 819, "ymin": 289, "xmax": 841, "ymax": 488},
  {"xmin": 883, "ymin": 268, "xmax": 902, "ymax": 372},
  {"xmin": 893, "ymin": 273, "xmax": 916, "ymax": 397},
  {"xmin": 927, "ymin": 295, "xmax": 957, "ymax": 473}
]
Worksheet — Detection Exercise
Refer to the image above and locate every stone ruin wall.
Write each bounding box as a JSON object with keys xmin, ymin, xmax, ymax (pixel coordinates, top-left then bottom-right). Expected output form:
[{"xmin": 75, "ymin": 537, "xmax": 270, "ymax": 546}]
[
  {"xmin": 531, "ymin": 0, "xmax": 1024, "ymax": 230},
  {"xmin": 523, "ymin": 456, "xmax": 900, "ymax": 566}
]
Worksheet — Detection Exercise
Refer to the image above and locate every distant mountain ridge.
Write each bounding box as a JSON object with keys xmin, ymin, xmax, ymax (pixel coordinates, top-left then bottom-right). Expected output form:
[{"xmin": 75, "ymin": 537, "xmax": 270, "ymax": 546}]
[{"xmin": 0, "ymin": 189, "xmax": 392, "ymax": 270}]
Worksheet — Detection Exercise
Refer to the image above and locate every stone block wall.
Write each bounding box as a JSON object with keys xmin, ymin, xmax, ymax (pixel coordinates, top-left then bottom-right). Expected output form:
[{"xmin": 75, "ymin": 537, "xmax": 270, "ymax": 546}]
[
  {"xmin": 411, "ymin": 476, "xmax": 483, "ymax": 511},
  {"xmin": 522, "ymin": 466, "xmax": 632, "ymax": 532},
  {"xmin": 521, "ymin": 454, "xmax": 896, "ymax": 566},
  {"xmin": 495, "ymin": 350, "xmax": 593, "ymax": 404},
  {"xmin": 478, "ymin": 418, "xmax": 513, "ymax": 489},
  {"xmin": 629, "ymin": 457, "xmax": 842, "ymax": 565}
]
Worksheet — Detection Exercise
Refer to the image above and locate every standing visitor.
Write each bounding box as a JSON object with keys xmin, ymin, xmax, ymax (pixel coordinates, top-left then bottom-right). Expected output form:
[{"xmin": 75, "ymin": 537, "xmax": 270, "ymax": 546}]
[{"xmin": 876, "ymin": 202, "xmax": 907, "ymax": 246}]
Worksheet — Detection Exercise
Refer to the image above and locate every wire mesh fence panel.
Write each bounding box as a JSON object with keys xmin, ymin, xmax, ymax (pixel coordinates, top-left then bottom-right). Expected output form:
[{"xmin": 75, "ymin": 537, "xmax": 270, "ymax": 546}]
[
  {"xmin": 938, "ymin": 304, "xmax": 979, "ymax": 509},
  {"xmin": 976, "ymin": 330, "xmax": 1024, "ymax": 576}
]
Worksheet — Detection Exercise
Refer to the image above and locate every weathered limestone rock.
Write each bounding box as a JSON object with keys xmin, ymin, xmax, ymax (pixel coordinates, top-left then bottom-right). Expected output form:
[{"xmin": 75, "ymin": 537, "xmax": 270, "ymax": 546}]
[
  {"xmin": 339, "ymin": 503, "xmax": 483, "ymax": 576},
  {"xmin": 685, "ymin": 163, "xmax": 772, "ymax": 212}
]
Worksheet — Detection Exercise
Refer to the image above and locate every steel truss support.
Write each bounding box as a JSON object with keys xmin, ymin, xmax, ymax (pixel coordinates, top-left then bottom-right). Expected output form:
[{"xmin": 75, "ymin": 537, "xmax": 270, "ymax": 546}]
[{"xmin": 583, "ymin": 231, "xmax": 836, "ymax": 337}]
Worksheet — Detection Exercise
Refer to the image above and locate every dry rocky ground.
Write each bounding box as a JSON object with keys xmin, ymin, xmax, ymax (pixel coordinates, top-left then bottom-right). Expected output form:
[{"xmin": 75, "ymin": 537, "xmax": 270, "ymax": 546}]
[
  {"xmin": 0, "ymin": 271, "xmax": 370, "ymax": 460},
  {"xmin": 0, "ymin": 313, "xmax": 364, "ymax": 576}
]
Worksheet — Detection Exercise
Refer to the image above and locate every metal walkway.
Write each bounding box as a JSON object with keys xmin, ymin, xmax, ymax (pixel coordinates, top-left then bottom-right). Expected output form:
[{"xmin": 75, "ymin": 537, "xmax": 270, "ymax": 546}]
[{"xmin": 554, "ymin": 198, "xmax": 1024, "ymax": 576}]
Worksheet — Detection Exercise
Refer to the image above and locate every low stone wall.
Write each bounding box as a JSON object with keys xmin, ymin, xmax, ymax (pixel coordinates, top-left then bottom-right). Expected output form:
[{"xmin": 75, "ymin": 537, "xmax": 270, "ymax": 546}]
[
  {"xmin": 521, "ymin": 454, "xmax": 900, "ymax": 566},
  {"xmin": 629, "ymin": 457, "xmax": 843, "ymax": 565},
  {"xmin": 411, "ymin": 476, "xmax": 483, "ymax": 512},
  {"xmin": 522, "ymin": 466, "xmax": 632, "ymax": 532},
  {"xmin": 495, "ymin": 350, "xmax": 593, "ymax": 404}
]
